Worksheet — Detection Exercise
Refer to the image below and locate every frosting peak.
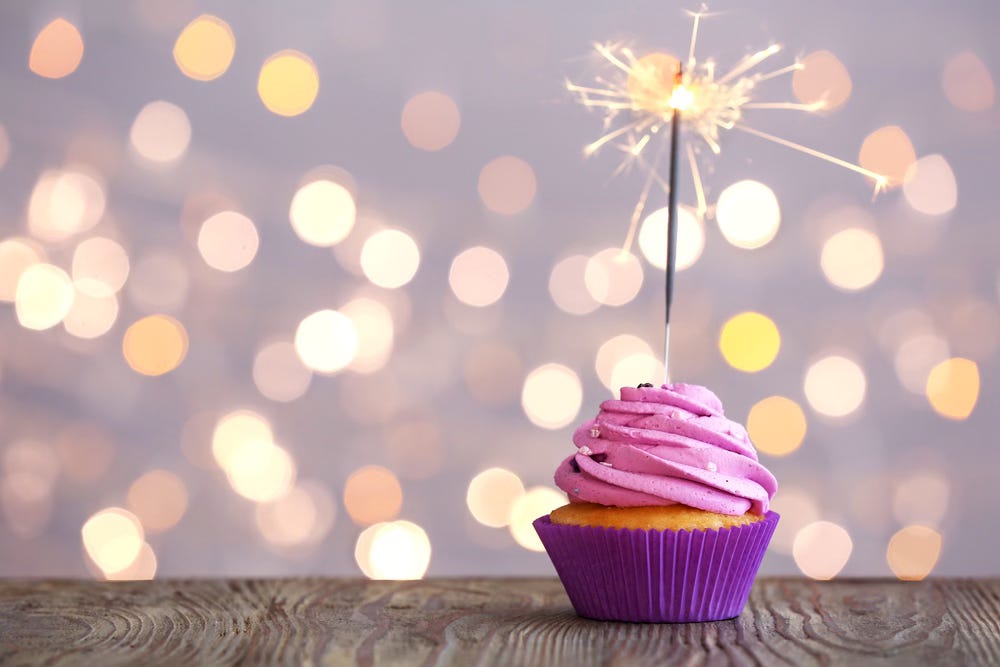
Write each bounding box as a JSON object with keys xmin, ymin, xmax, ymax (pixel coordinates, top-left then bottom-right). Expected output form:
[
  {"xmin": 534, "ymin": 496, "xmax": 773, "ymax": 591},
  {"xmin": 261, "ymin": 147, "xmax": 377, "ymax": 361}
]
[{"xmin": 554, "ymin": 383, "xmax": 777, "ymax": 515}]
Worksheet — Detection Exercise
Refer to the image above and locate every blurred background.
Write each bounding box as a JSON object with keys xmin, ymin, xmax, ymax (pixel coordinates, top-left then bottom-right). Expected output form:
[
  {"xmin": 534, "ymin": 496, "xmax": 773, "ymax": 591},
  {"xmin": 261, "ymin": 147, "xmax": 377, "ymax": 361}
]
[{"xmin": 0, "ymin": 0, "xmax": 995, "ymax": 582}]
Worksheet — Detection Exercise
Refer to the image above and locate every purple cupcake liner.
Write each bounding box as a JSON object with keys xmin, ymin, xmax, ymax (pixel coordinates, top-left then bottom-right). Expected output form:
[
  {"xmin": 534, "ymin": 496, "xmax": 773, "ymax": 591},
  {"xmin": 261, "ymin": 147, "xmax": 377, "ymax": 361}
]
[{"xmin": 534, "ymin": 511, "xmax": 779, "ymax": 623}]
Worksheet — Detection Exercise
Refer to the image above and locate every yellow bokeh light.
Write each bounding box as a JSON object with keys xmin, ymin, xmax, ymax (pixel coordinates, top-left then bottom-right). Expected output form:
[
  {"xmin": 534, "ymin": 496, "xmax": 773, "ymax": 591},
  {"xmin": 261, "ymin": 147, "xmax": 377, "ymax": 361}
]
[
  {"xmin": 130, "ymin": 101, "xmax": 191, "ymax": 163},
  {"xmin": 595, "ymin": 334, "xmax": 652, "ymax": 390},
  {"xmin": 610, "ymin": 353, "xmax": 664, "ymax": 394},
  {"xmin": 804, "ymin": 355, "xmax": 867, "ymax": 418},
  {"xmin": 212, "ymin": 410, "xmax": 273, "ymax": 469},
  {"xmin": 521, "ymin": 363, "xmax": 583, "ymax": 430},
  {"xmin": 344, "ymin": 465, "xmax": 402, "ymax": 526},
  {"xmin": 448, "ymin": 246, "xmax": 510, "ymax": 307},
  {"xmin": 548, "ymin": 254, "xmax": 600, "ymax": 315},
  {"xmin": 29, "ymin": 18, "xmax": 84, "ymax": 79},
  {"xmin": 887, "ymin": 525, "xmax": 943, "ymax": 581},
  {"xmin": 925, "ymin": 357, "xmax": 979, "ymax": 420},
  {"xmin": 104, "ymin": 541, "xmax": 157, "ymax": 581},
  {"xmin": 820, "ymin": 228, "xmax": 884, "ymax": 291},
  {"xmin": 341, "ymin": 297, "xmax": 395, "ymax": 373},
  {"xmin": 225, "ymin": 440, "xmax": 296, "ymax": 503},
  {"xmin": 894, "ymin": 333, "xmax": 950, "ymax": 395},
  {"xmin": 792, "ymin": 520, "xmax": 852, "ymax": 580},
  {"xmin": 122, "ymin": 315, "xmax": 188, "ymax": 376},
  {"xmin": 942, "ymin": 51, "xmax": 995, "ymax": 112},
  {"xmin": 462, "ymin": 341, "xmax": 523, "ymax": 406},
  {"xmin": 466, "ymin": 468, "xmax": 525, "ymax": 528},
  {"xmin": 903, "ymin": 154, "xmax": 957, "ymax": 216},
  {"xmin": 126, "ymin": 469, "xmax": 188, "ymax": 534},
  {"xmin": 294, "ymin": 309, "xmax": 358, "ymax": 374},
  {"xmin": 0, "ymin": 237, "xmax": 45, "ymax": 302},
  {"xmin": 638, "ymin": 206, "xmax": 705, "ymax": 271},
  {"xmin": 769, "ymin": 488, "xmax": 820, "ymax": 554},
  {"xmin": 893, "ymin": 472, "xmax": 949, "ymax": 527},
  {"xmin": 360, "ymin": 229, "xmax": 420, "ymax": 289},
  {"xmin": 355, "ymin": 520, "xmax": 431, "ymax": 580},
  {"xmin": 478, "ymin": 156, "xmax": 537, "ymax": 215},
  {"xmin": 626, "ymin": 52, "xmax": 680, "ymax": 114},
  {"xmin": 508, "ymin": 486, "xmax": 565, "ymax": 552},
  {"xmin": 252, "ymin": 340, "xmax": 313, "ymax": 402},
  {"xmin": 63, "ymin": 289, "xmax": 118, "ymax": 339},
  {"xmin": 747, "ymin": 395, "xmax": 807, "ymax": 457},
  {"xmin": 716, "ymin": 180, "xmax": 781, "ymax": 249},
  {"xmin": 257, "ymin": 50, "xmax": 319, "ymax": 117},
  {"xmin": 14, "ymin": 263, "xmax": 74, "ymax": 331},
  {"xmin": 401, "ymin": 91, "xmax": 461, "ymax": 151},
  {"xmin": 289, "ymin": 179, "xmax": 357, "ymax": 247},
  {"xmin": 197, "ymin": 211, "xmax": 259, "ymax": 272},
  {"xmin": 28, "ymin": 168, "xmax": 106, "ymax": 242},
  {"xmin": 81, "ymin": 507, "xmax": 145, "ymax": 577},
  {"xmin": 256, "ymin": 482, "xmax": 335, "ymax": 547},
  {"xmin": 718, "ymin": 311, "xmax": 781, "ymax": 373},
  {"xmin": 584, "ymin": 248, "xmax": 643, "ymax": 307},
  {"xmin": 858, "ymin": 125, "xmax": 916, "ymax": 186},
  {"xmin": 72, "ymin": 236, "xmax": 129, "ymax": 297},
  {"xmin": 792, "ymin": 50, "xmax": 852, "ymax": 111},
  {"xmin": 173, "ymin": 14, "xmax": 235, "ymax": 81}
]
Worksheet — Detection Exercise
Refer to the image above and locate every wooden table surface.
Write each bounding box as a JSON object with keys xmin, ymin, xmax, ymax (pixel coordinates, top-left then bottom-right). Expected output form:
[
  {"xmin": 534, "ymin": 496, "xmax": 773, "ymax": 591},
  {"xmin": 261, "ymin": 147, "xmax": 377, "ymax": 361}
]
[{"xmin": 0, "ymin": 577, "xmax": 997, "ymax": 666}]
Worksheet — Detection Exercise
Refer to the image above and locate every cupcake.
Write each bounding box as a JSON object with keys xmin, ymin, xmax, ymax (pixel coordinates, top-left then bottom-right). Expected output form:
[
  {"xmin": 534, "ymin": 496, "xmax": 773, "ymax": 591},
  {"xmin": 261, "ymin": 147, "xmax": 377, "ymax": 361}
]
[{"xmin": 533, "ymin": 382, "xmax": 779, "ymax": 622}]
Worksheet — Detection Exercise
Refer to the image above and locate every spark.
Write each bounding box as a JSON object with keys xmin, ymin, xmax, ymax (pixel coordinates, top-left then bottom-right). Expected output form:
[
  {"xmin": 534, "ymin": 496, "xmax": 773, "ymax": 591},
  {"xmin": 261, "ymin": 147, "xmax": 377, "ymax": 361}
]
[{"xmin": 568, "ymin": 6, "xmax": 889, "ymax": 251}]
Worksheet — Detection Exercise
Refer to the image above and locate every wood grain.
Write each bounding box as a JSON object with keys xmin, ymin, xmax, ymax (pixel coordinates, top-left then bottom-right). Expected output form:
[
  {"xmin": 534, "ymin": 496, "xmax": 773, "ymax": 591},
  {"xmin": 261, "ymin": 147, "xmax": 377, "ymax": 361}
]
[{"xmin": 0, "ymin": 578, "xmax": 997, "ymax": 666}]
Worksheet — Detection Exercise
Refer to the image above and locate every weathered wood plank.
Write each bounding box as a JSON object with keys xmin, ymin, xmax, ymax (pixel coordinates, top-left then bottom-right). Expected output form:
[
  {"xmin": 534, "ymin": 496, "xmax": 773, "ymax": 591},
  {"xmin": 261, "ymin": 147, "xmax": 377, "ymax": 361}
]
[{"xmin": 0, "ymin": 578, "xmax": 996, "ymax": 666}]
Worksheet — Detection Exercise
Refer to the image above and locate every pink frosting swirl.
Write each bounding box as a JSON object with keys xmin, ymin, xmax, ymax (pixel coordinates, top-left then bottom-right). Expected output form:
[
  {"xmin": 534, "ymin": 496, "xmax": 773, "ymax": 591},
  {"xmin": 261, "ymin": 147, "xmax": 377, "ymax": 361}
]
[{"xmin": 554, "ymin": 383, "xmax": 777, "ymax": 515}]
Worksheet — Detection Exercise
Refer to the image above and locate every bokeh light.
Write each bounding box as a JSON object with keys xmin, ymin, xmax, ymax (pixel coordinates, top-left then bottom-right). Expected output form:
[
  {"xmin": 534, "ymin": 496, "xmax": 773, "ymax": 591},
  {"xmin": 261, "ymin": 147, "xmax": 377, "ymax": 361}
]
[
  {"xmin": 792, "ymin": 50, "xmax": 852, "ymax": 111},
  {"xmin": 792, "ymin": 520, "xmax": 853, "ymax": 580},
  {"xmin": 127, "ymin": 252, "xmax": 189, "ymax": 313},
  {"xmin": 747, "ymin": 395, "xmax": 807, "ymax": 457},
  {"xmin": 28, "ymin": 168, "xmax": 106, "ymax": 242},
  {"xmin": 81, "ymin": 508, "xmax": 145, "ymax": 577},
  {"xmin": 925, "ymin": 357, "xmax": 979, "ymax": 420},
  {"xmin": 14, "ymin": 263, "xmax": 74, "ymax": 330},
  {"xmin": 858, "ymin": 125, "xmax": 916, "ymax": 186},
  {"xmin": 256, "ymin": 481, "xmax": 335, "ymax": 548},
  {"xmin": 942, "ymin": 51, "xmax": 995, "ymax": 112},
  {"xmin": 715, "ymin": 180, "xmax": 781, "ymax": 249},
  {"xmin": 610, "ymin": 353, "xmax": 664, "ymax": 393},
  {"xmin": 126, "ymin": 470, "xmax": 188, "ymax": 534},
  {"xmin": 253, "ymin": 341, "xmax": 312, "ymax": 402},
  {"xmin": 638, "ymin": 206, "xmax": 705, "ymax": 271},
  {"xmin": 104, "ymin": 542, "xmax": 157, "ymax": 581},
  {"xmin": 903, "ymin": 154, "xmax": 957, "ymax": 216},
  {"xmin": 212, "ymin": 410, "xmax": 273, "ymax": 469},
  {"xmin": 294, "ymin": 309, "xmax": 358, "ymax": 374},
  {"xmin": 448, "ymin": 246, "xmax": 510, "ymax": 307},
  {"xmin": 173, "ymin": 14, "xmax": 235, "ymax": 81},
  {"xmin": 72, "ymin": 236, "xmax": 130, "ymax": 297},
  {"xmin": 360, "ymin": 229, "xmax": 420, "ymax": 289},
  {"xmin": 344, "ymin": 465, "xmax": 403, "ymax": 526},
  {"xmin": 29, "ymin": 18, "xmax": 84, "ymax": 79},
  {"xmin": 894, "ymin": 332, "xmax": 950, "ymax": 395},
  {"xmin": 804, "ymin": 355, "xmax": 866, "ymax": 418},
  {"xmin": 595, "ymin": 334, "xmax": 653, "ymax": 390},
  {"xmin": 769, "ymin": 487, "xmax": 820, "ymax": 554},
  {"xmin": 466, "ymin": 468, "xmax": 525, "ymax": 528},
  {"xmin": 63, "ymin": 289, "xmax": 118, "ymax": 339},
  {"xmin": 197, "ymin": 211, "xmax": 259, "ymax": 272},
  {"xmin": 401, "ymin": 91, "xmax": 461, "ymax": 151},
  {"xmin": 893, "ymin": 472, "xmax": 949, "ymax": 527},
  {"xmin": 584, "ymin": 248, "xmax": 643, "ymax": 306},
  {"xmin": 122, "ymin": 315, "xmax": 188, "ymax": 376},
  {"xmin": 354, "ymin": 520, "xmax": 431, "ymax": 580},
  {"xmin": 341, "ymin": 297, "xmax": 395, "ymax": 373},
  {"xmin": 887, "ymin": 525, "xmax": 943, "ymax": 581},
  {"xmin": 478, "ymin": 156, "xmax": 537, "ymax": 215},
  {"xmin": 289, "ymin": 179, "xmax": 357, "ymax": 247},
  {"xmin": 257, "ymin": 50, "xmax": 319, "ymax": 117},
  {"xmin": 0, "ymin": 237, "xmax": 45, "ymax": 302},
  {"xmin": 718, "ymin": 311, "xmax": 781, "ymax": 373},
  {"xmin": 521, "ymin": 363, "xmax": 583, "ymax": 429},
  {"xmin": 820, "ymin": 228, "xmax": 884, "ymax": 291},
  {"xmin": 130, "ymin": 101, "xmax": 191, "ymax": 163},
  {"xmin": 224, "ymin": 440, "xmax": 296, "ymax": 503},
  {"xmin": 508, "ymin": 486, "xmax": 564, "ymax": 551},
  {"xmin": 549, "ymin": 255, "xmax": 600, "ymax": 315}
]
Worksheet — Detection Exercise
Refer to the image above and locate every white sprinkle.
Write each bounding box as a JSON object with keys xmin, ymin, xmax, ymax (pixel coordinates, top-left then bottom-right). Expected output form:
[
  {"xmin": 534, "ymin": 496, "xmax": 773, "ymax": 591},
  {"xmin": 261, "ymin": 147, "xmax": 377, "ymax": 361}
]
[
  {"xmin": 573, "ymin": 487, "xmax": 580, "ymax": 494},
  {"xmin": 599, "ymin": 461, "xmax": 613, "ymax": 468},
  {"xmin": 578, "ymin": 445, "xmax": 592, "ymax": 456},
  {"xmin": 589, "ymin": 427, "xmax": 601, "ymax": 438},
  {"xmin": 706, "ymin": 462, "xmax": 718, "ymax": 472}
]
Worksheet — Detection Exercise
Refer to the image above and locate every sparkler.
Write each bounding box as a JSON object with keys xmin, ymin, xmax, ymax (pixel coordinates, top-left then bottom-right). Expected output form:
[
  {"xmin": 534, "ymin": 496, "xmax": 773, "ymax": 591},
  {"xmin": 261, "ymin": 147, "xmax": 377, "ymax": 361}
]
[{"xmin": 568, "ymin": 7, "xmax": 889, "ymax": 381}]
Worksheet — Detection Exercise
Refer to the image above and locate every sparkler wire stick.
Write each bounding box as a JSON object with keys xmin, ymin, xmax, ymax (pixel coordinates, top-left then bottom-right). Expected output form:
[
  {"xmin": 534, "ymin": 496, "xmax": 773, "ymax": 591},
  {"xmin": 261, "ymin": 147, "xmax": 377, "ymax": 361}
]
[{"xmin": 663, "ymin": 64, "xmax": 683, "ymax": 385}]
